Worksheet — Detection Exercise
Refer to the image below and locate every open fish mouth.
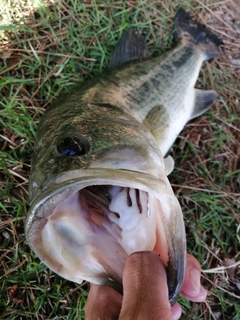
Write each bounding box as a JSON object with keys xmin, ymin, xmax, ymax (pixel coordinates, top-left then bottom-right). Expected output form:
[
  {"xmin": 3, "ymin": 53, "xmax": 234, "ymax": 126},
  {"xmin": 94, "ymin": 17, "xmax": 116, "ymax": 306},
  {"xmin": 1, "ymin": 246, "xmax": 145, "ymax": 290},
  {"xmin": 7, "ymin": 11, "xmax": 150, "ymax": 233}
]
[{"xmin": 26, "ymin": 169, "xmax": 186, "ymax": 305}]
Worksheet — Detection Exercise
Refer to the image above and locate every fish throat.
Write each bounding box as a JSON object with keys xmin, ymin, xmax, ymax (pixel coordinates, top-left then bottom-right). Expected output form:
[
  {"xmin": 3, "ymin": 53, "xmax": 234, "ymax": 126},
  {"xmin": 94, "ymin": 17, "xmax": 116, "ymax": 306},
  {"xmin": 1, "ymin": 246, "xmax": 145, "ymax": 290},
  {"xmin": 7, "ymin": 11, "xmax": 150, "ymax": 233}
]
[
  {"xmin": 81, "ymin": 186, "xmax": 151, "ymax": 232},
  {"xmin": 41, "ymin": 184, "xmax": 169, "ymax": 286}
]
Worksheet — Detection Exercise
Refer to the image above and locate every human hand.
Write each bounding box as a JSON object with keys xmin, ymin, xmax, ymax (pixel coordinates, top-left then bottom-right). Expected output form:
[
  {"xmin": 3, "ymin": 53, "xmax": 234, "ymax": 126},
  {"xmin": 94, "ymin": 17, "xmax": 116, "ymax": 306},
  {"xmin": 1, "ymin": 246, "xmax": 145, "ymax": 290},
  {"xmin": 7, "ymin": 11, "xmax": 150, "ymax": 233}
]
[{"xmin": 85, "ymin": 251, "xmax": 207, "ymax": 320}]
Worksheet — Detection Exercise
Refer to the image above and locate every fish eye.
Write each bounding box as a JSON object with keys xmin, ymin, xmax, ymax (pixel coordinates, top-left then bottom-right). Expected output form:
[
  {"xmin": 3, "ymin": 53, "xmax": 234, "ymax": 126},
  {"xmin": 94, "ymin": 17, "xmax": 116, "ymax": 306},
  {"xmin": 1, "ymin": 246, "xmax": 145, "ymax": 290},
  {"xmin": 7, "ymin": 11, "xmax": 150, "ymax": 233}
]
[{"xmin": 56, "ymin": 136, "xmax": 89, "ymax": 156}]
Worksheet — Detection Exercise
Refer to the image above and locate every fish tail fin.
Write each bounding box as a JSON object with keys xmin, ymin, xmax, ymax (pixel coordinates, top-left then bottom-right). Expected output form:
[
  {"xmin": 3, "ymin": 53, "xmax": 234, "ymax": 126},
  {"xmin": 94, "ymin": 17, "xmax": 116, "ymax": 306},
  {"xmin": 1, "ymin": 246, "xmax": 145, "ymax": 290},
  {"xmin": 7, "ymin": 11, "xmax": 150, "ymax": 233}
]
[{"xmin": 173, "ymin": 8, "xmax": 224, "ymax": 60}]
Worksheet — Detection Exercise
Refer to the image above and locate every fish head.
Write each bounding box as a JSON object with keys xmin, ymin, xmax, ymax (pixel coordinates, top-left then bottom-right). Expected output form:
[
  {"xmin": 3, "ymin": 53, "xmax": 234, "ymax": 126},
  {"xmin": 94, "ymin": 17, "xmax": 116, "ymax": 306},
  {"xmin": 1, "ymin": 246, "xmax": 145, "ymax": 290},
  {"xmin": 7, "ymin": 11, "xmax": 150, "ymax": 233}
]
[
  {"xmin": 29, "ymin": 102, "xmax": 166, "ymax": 197},
  {"xmin": 26, "ymin": 102, "xmax": 186, "ymax": 305}
]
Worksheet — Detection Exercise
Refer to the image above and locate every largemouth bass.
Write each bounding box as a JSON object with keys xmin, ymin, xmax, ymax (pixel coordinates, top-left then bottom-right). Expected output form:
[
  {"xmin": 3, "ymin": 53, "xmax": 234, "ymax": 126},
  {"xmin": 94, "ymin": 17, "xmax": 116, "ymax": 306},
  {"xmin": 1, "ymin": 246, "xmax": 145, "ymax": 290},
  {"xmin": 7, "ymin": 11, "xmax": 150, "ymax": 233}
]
[{"xmin": 25, "ymin": 8, "xmax": 223, "ymax": 305}]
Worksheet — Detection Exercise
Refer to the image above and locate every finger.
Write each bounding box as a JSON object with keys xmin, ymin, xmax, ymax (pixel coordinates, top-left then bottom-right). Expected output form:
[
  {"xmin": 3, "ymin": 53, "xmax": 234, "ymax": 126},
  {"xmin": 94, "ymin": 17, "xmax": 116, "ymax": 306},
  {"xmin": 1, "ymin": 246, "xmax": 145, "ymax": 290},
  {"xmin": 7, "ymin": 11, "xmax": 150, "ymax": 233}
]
[
  {"xmin": 119, "ymin": 251, "xmax": 173, "ymax": 320},
  {"xmin": 171, "ymin": 303, "xmax": 182, "ymax": 320},
  {"xmin": 85, "ymin": 284, "xmax": 122, "ymax": 320},
  {"xmin": 181, "ymin": 253, "xmax": 207, "ymax": 302},
  {"xmin": 181, "ymin": 286, "xmax": 207, "ymax": 302}
]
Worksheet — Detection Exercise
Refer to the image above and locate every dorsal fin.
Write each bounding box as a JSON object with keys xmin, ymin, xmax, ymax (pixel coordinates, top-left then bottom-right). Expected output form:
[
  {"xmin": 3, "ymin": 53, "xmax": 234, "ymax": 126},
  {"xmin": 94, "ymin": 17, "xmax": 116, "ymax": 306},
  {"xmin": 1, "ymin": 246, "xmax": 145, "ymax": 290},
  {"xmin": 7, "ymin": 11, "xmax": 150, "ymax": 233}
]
[{"xmin": 108, "ymin": 28, "xmax": 151, "ymax": 69}]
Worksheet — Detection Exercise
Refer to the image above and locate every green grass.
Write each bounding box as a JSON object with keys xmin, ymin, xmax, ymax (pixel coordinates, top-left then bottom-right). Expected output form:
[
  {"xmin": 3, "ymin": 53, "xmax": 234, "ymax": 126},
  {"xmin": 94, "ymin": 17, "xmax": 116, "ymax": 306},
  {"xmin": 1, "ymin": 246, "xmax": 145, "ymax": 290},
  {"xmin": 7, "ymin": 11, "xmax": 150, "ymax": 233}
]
[{"xmin": 0, "ymin": 0, "xmax": 239, "ymax": 319}]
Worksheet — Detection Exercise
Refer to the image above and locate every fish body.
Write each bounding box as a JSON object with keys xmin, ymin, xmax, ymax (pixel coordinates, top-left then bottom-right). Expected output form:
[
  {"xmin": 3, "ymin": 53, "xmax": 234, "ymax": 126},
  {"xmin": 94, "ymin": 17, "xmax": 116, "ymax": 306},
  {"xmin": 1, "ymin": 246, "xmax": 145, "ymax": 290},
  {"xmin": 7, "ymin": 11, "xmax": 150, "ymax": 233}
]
[{"xmin": 25, "ymin": 9, "xmax": 223, "ymax": 305}]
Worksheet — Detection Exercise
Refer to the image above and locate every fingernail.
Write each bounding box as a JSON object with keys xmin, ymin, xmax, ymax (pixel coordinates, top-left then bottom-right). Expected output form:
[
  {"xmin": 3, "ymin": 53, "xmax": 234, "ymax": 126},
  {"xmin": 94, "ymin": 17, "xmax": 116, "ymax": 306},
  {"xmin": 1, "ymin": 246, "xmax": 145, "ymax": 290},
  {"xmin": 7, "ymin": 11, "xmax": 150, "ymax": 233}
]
[
  {"xmin": 171, "ymin": 304, "xmax": 182, "ymax": 320},
  {"xmin": 198, "ymin": 286, "xmax": 208, "ymax": 301},
  {"xmin": 189, "ymin": 268, "xmax": 200, "ymax": 296}
]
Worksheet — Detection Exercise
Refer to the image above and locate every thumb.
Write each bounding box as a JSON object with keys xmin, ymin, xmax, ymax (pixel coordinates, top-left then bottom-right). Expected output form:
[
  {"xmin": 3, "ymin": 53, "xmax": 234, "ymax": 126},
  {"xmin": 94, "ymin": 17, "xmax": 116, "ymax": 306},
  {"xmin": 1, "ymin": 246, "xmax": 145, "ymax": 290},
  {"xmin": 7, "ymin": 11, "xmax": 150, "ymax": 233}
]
[{"xmin": 119, "ymin": 251, "xmax": 173, "ymax": 320}]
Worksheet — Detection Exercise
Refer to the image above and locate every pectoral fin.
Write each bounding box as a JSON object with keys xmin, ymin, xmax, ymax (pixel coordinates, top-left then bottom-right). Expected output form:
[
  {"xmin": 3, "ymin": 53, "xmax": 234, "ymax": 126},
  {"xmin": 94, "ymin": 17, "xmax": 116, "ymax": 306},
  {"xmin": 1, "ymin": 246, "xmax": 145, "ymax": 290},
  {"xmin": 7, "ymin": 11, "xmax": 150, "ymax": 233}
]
[
  {"xmin": 143, "ymin": 105, "xmax": 173, "ymax": 156},
  {"xmin": 190, "ymin": 89, "xmax": 218, "ymax": 120},
  {"xmin": 164, "ymin": 155, "xmax": 174, "ymax": 175},
  {"xmin": 143, "ymin": 104, "xmax": 170, "ymax": 143},
  {"xmin": 108, "ymin": 28, "xmax": 151, "ymax": 69}
]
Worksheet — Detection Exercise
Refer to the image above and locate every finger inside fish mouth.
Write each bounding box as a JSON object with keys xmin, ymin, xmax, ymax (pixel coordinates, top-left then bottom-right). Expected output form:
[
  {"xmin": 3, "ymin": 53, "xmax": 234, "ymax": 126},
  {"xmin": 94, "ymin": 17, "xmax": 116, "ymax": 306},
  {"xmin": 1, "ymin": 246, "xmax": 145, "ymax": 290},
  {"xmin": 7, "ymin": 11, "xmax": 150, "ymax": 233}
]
[{"xmin": 26, "ymin": 169, "xmax": 186, "ymax": 305}]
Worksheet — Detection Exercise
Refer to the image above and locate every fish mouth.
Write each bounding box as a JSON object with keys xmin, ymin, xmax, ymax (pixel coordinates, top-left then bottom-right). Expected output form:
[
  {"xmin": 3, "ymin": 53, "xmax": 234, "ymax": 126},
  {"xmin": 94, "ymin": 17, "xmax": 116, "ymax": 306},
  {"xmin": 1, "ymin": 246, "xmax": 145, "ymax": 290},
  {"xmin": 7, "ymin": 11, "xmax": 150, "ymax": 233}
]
[{"xmin": 26, "ymin": 168, "xmax": 186, "ymax": 305}]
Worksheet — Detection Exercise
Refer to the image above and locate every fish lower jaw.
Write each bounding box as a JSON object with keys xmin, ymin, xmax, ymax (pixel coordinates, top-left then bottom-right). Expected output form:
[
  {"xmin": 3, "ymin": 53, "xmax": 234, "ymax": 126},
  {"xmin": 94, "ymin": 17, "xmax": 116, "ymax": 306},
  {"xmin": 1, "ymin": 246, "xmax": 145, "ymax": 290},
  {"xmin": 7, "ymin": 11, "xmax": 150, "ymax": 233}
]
[{"xmin": 26, "ymin": 170, "xmax": 186, "ymax": 305}]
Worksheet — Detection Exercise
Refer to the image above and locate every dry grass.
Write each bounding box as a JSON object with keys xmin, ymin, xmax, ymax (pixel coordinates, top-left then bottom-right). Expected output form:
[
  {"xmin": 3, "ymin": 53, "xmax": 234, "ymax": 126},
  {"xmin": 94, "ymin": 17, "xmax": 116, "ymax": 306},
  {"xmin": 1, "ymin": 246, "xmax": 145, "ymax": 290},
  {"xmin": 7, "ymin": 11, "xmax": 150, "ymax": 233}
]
[{"xmin": 0, "ymin": 0, "xmax": 239, "ymax": 319}]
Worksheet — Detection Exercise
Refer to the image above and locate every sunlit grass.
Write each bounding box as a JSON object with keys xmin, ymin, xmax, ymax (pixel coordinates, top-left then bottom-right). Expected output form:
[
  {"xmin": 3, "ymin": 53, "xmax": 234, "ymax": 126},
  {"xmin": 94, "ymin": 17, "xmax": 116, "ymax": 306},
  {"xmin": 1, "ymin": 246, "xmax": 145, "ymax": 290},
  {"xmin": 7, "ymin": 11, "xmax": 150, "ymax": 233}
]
[{"xmin": 0, "ymin": 0, "xmax": 239, "ymax": 319}]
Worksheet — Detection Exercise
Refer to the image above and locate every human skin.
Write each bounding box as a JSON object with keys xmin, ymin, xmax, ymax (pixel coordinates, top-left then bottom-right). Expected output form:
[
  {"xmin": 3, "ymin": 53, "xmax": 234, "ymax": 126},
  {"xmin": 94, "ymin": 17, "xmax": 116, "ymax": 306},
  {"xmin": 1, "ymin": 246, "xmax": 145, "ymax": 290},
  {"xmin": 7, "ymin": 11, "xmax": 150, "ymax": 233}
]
[{"xmin": 85, "ymin": 251, "xmax": 207, "ymax": 320}]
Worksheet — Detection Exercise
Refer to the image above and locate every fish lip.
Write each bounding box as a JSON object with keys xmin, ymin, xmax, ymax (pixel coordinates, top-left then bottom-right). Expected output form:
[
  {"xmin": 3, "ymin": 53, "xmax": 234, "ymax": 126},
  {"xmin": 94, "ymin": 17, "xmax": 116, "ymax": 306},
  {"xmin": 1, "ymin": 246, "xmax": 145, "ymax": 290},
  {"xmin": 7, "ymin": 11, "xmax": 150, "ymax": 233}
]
[{"xmin": 26, "ymin": 168, "xmax": 186, "ymax": 305}]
